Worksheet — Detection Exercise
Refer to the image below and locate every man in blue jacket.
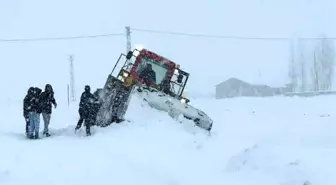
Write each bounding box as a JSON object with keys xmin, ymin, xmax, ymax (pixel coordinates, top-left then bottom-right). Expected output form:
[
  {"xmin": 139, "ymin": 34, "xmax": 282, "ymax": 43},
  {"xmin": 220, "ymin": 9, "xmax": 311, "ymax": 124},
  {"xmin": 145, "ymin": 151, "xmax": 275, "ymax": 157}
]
[
  {"xmin": 27, "ymin": 87, "xmax": 42, "ymax": 139},
  {"xmin": 40, "ymin": 84, "xmax": 57, "ymax": 137}
]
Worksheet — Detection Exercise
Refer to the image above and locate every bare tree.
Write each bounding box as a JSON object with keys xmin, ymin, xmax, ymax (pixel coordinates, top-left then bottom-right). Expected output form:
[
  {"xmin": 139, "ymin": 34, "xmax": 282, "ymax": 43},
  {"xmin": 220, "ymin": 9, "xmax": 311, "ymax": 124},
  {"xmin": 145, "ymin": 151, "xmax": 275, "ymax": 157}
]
[
  {"xmin": 313, "ymin": 35, "xmax": 335, "ymax": 91},
  {"xmin": 311, "ymin": 51, "xmax": 320, "ymax": 91},
  {"xmin": 321, "ymin": 36, "xmax": 335, "ymax": 90},
  {"xmin": 297, "ymin": 40, "xmax": 307, "ymax": 92},
  {"xmin": 288, "ymin": 36, "xmax": 335, "ymax": 93},
  {"xmin": 288, "ymin": 41, "xmax": 298, "ymax": 92}
]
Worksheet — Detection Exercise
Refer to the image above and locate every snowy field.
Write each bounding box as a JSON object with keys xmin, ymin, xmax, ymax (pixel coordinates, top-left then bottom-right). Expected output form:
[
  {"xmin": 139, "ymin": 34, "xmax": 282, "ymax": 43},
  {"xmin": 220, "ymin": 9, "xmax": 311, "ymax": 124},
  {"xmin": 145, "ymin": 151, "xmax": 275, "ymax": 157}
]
[{"xmin": 0, "ymin": 94, "xmax": 335, "ymax": 185}]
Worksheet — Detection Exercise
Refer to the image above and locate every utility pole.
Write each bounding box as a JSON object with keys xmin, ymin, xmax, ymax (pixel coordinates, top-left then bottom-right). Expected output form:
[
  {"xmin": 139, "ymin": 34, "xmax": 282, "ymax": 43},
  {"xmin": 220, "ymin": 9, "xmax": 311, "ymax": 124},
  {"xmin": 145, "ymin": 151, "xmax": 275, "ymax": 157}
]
[
  {"xmin": 126, "ymin": 26, "xmax": 131, "ymax": 53},
  {"xmin": 69, "ymin": 55, "xmax": 76, "ymax": 102},
  {"xmin": 67, "ymin": 84, "xmax": 70, "ymax": 106}
]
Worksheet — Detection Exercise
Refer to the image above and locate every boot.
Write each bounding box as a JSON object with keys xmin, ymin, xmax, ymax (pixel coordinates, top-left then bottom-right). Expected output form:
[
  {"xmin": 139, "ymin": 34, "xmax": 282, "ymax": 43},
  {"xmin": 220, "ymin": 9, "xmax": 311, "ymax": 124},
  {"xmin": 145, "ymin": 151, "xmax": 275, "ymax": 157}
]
[
  {"xmin": 75, "ymin": 119, "xmax": 83, "ymax": 131},
  {"xmin": 85, "ymin": 126, "xmax": 91, "ymax": 136},
  {"xmin": 75, "ymin": 124, "xmax": 81, "ymax": 133},
  {"xmin": 28, "ymin": 134, "xmax": 34, "ymax": 139},
  {"xmin": 25, "ymin": 120, "xmax": 29, "ymax": 136},
  {"xmin": 75, "ymin": 124, "xmax": 81, "ymax": 130}
]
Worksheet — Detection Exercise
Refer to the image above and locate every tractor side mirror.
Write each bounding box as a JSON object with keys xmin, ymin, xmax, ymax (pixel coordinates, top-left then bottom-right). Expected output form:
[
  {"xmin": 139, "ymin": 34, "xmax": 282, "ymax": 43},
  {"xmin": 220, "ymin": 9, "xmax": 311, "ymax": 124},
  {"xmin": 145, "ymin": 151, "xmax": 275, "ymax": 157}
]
[
  {"xmin": 177, "ymin": 74, "xmax": 183, "ymax": 83},
  {"xmin": 126, "ymin": 51, "xmax": 133, "ymax": 60}
]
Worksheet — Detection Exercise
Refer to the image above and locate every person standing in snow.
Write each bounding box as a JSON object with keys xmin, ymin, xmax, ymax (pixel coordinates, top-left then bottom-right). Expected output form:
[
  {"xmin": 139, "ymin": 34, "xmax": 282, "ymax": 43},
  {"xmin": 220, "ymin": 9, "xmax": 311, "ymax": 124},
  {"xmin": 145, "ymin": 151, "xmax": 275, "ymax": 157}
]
[
  {"xmin": 75, "ymin": 85, "xmax": 99, "ymax": 136},
  {"xmin": 34, "ymin": 87, "xmax": 43, "ymax": 114},
  {"xmin": 27, "ymin": 87, "xmax": 42, "ymax": 139},
  {"xmin": 39, "ymin": 84, "xmax": 57, "ymax": 137},
  {"xmin": 23, "ymin": 87, "xmax": 34, "ymax": 136}
]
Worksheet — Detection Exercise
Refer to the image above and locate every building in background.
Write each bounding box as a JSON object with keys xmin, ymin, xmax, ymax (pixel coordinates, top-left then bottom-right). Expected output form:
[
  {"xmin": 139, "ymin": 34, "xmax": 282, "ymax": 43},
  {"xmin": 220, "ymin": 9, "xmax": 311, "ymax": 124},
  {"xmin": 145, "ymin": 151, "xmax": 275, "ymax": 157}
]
[{"xmin": 215, "ymin": 78, "xmax": 291, "ymax": 99}]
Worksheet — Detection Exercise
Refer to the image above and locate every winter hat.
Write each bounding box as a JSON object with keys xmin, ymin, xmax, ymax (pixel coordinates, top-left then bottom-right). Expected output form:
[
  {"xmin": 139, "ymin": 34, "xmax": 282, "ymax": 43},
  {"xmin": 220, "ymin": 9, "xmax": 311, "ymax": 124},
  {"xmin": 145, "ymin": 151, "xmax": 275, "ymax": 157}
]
[{"xmin": 85, "ymin": 85, "xmax": 90, "ymax": 92}]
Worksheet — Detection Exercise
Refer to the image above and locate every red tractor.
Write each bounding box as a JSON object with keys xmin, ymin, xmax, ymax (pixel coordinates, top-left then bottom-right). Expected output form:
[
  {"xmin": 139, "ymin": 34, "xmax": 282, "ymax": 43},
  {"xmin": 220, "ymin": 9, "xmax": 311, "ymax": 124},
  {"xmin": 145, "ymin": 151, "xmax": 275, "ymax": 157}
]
[{"xmin": 94, "ymin": 48, "xmax": 213, "ymax": 132}]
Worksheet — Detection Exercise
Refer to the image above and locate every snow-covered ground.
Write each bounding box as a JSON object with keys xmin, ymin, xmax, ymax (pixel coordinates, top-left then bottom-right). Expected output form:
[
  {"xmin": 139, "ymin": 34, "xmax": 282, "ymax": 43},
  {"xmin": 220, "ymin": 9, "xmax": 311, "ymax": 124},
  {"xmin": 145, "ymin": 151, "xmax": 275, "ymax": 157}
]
[{"xmin": 0, "ymin": 93, "xmax": 335, "ymax": 185}]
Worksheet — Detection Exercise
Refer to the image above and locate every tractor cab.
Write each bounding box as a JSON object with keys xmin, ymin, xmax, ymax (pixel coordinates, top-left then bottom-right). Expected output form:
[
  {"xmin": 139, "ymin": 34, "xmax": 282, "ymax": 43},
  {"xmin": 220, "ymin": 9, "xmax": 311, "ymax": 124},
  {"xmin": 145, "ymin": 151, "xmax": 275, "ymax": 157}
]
[{"xmin": 113, "ymin": 48, "xmax": 190, "ymax": 103}]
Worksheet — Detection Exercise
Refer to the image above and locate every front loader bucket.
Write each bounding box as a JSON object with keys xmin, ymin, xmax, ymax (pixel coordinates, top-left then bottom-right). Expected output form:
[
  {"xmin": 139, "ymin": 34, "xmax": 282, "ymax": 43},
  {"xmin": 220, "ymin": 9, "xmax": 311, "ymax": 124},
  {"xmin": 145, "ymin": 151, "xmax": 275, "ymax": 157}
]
[{"xmin": 95, "ymin": 74, "xmax": 133, "ymax": 127}]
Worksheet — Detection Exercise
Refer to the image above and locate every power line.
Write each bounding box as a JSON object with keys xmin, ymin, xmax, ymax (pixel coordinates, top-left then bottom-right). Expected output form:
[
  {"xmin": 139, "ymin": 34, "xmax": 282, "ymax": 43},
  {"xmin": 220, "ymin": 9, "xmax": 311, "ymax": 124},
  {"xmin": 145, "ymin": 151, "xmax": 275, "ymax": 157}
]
[
  {"xmin": 131, "ymin": 28, "xmax": 336, "ymax": 41},
  {"xmin": 0, "ymin": 33, "xmax": 124, "ymax": 42},
  {"xmin": 1, "ymin": 27, "xmax": 335, "ymax": 43}
]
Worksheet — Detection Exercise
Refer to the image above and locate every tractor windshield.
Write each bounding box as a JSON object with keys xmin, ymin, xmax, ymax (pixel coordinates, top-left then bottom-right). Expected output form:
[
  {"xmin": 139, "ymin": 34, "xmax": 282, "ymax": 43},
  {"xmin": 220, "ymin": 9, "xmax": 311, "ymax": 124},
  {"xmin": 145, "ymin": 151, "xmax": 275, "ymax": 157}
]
[{"xmin": 135, "ymin": 56, "xmax": 170, "ymax": 85}]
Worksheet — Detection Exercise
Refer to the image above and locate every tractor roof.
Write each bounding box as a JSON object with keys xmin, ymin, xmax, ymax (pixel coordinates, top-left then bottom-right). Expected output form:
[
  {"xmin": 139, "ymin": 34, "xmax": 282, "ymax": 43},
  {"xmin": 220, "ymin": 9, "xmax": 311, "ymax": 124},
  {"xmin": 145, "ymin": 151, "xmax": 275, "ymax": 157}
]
[{"xmin": 138, "ymin": 49, "xmax": 176, "ymax": 67}]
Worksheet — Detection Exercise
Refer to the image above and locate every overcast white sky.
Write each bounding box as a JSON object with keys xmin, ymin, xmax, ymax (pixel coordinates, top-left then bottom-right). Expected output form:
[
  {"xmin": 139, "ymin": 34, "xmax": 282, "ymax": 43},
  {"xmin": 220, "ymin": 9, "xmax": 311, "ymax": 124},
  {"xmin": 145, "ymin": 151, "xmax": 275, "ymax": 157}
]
[{"xmin": 0, "ymin": 0, "xmax": 335, "ymax": 101}]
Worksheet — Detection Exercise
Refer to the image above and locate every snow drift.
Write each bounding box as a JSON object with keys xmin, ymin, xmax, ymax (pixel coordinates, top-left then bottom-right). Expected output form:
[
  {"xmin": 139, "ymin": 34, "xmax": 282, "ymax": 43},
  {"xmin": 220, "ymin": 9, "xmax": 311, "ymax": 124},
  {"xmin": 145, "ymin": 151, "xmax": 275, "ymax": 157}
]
[{"xmin": 0, "ymin": 94, "xmax": 335, "ymax": 185}]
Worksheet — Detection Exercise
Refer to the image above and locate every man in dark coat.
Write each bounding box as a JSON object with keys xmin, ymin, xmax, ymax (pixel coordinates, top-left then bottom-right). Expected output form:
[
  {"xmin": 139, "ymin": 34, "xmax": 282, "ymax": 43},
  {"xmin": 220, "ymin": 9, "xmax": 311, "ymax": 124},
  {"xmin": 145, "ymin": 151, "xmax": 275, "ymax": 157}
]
[
  {"xmin": 75, "ymin": 85, "xmax": 99, "ymax": 136},
  {"xmin": 39, "ymin": 84, "xmax": 57, "ymax": 137},
  {"xmin": 34, "ymin": 87, "xmax": 42, "ymax": 114},
  {"xmin": 139, "ymin": 63, "xmax": 156, "ymax": 86},
  {"xmin": 23, "ymin": 87, "xmax": 34, "ymax": 136},
  {"xmin": 27, "ymin": 87, "xmax": 42, "ymax": 139}
]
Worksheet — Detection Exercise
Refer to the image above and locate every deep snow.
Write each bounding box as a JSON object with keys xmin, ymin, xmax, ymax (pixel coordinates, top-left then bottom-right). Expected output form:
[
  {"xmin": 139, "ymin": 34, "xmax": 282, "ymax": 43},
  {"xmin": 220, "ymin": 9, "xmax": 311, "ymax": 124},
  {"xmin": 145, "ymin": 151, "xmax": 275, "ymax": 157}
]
[{"xmin": 0, "ymin": 93, "xmax": 335, "ymax": 185}]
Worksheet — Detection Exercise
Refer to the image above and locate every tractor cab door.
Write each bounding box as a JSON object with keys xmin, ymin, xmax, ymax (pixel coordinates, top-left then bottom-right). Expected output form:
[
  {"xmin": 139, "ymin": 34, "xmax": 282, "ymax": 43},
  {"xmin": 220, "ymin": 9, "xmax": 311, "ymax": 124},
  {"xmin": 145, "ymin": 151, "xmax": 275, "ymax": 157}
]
[{"xmin": 167, "ymin": 68, "xmax": 190, "ymax": 98}]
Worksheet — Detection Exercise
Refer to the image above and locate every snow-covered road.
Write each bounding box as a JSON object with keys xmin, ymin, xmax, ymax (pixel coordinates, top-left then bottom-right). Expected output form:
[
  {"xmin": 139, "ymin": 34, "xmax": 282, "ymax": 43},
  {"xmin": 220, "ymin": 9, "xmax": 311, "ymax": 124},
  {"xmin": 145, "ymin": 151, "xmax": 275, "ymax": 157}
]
[{"xmin": 1, "ymin": 95, "xmax": 335, "ymax": 185}]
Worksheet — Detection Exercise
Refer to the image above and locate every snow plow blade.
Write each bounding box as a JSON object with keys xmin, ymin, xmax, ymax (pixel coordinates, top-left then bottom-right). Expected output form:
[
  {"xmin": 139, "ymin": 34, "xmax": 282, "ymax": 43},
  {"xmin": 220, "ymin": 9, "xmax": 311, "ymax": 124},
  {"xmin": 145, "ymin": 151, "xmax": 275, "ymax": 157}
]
[
  {"xmin": 136, "ymin": 86, "xmax": 213, "ymax": 131},
  {"xmin": 95, "ymin": 74, "xmax": 133, "ymax": 127}
]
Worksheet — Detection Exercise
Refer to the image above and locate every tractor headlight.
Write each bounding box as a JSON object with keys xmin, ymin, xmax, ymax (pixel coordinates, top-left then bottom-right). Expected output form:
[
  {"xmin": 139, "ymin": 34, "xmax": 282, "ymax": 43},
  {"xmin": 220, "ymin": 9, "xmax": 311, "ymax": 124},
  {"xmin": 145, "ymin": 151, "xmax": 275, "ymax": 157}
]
[
  {"xmin": 124, "ymin": 75, "xmax": 135, "ymax": 87},
  {"xmin": 174, "ymin": 69, "xmax": 179, "ymax": 74},
  {"xmin": 133, "ymin": 44, "xmax": 144, "ymax": 56},
  {"xmin": 123, "ymin": 71, "xmax": 129, "ymax": 78},
  {"xmin": 180, "ymin": 98, "xmax": 186, "ymax": 104},
  {"xmin": 133, "ymin": 50, "xmax": 140, "ymax": 57}
]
